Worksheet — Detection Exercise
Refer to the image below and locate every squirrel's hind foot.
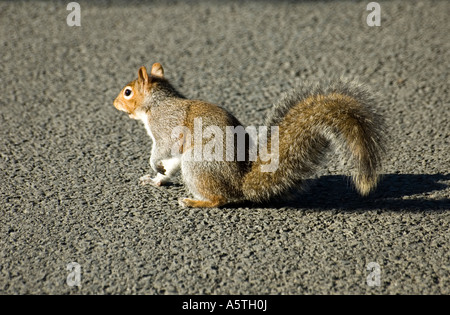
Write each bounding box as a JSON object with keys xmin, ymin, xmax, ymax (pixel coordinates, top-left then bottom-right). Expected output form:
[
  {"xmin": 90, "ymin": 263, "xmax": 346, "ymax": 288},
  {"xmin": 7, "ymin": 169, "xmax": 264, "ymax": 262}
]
[{"xmin": 178, "ymin": 196, "xmax": 227, "ymax": 208}]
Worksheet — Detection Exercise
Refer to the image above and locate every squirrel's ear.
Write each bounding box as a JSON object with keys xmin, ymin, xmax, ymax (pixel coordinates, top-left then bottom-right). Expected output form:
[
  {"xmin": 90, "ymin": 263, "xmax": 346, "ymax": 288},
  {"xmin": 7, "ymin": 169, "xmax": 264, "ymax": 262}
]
[
  {"xmin": 138, "ymin": 66, "xmax": 149, "ymax": 86},
  {"xmin": 151, "ymin": 63, "xmax": 164, "ymax": 78}
]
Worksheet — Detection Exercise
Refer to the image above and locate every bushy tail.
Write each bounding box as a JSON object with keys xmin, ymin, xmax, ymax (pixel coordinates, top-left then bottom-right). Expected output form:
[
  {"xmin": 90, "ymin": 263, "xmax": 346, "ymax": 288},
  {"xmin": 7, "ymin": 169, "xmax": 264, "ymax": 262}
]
[{"xmin": 242, "ymin": 79, "xmax": 385, "ymax": 202}]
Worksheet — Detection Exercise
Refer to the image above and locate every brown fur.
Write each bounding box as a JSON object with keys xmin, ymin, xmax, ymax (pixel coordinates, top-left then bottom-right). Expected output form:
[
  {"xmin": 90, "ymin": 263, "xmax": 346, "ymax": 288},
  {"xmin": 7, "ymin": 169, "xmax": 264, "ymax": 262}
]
[
  {"xmin": 113, "ymin": 79, "xmax": 146, "ymax": 117},
  {"xmin": 179, "ymin": 100, "xmax": 249, "ymax": 206},
  {"xmin": 180, "ymin": 171, "xmax": 228, "ymax": 207}
]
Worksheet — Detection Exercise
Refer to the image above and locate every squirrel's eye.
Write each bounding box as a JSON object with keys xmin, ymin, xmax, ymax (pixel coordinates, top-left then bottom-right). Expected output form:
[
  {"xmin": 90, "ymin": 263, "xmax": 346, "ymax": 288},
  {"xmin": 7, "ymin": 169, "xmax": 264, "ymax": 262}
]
[{"xmin": 123, "ymin": 87, "xmax": 133, "ymax": 99}]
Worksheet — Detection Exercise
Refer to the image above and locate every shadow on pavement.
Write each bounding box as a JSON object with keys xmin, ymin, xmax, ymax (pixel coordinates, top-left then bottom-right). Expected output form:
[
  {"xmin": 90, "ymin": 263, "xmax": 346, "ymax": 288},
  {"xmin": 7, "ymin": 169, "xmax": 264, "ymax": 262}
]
[{"xmin": 241, "ymin": 174, "xmax": 450, "ymax": 212}]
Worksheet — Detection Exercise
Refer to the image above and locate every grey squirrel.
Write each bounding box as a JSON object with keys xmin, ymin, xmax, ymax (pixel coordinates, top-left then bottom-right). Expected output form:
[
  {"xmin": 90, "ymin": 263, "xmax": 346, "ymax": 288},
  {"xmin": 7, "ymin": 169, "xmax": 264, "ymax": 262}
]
[{"xmin": 113, "ymin": 63, "xmax": 385, "ymax": 208}]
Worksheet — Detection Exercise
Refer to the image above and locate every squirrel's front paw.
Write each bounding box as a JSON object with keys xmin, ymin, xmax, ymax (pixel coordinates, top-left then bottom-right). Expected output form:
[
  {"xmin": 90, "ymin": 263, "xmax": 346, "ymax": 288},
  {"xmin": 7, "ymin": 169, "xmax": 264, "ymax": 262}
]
[{"xmin": 139, "ymin": 174, "xmax": 165, "ymax": 187}]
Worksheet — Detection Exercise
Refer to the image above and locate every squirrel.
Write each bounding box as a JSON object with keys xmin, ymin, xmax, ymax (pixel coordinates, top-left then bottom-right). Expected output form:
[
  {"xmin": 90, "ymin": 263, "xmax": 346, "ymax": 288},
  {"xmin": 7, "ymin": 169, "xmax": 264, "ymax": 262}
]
[{"xmin": 113, "ymin": 63, "xmax": 385, "ymax": 208}]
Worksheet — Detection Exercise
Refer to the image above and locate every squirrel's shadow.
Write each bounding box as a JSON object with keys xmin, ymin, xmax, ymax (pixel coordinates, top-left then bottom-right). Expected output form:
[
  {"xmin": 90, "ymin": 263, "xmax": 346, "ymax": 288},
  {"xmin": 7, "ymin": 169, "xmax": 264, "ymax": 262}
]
[{"xmin": 233, "ymin": 174, "xmax": 450, "ymax": 212}]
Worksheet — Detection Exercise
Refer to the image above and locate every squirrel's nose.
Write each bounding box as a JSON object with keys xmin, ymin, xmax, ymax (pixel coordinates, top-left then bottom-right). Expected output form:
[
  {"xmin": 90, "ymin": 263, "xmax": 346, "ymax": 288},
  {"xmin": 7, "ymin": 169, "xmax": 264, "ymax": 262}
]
[{"xmin": 113, "ymin": 98, "xmax": 121, "ymax": 110}]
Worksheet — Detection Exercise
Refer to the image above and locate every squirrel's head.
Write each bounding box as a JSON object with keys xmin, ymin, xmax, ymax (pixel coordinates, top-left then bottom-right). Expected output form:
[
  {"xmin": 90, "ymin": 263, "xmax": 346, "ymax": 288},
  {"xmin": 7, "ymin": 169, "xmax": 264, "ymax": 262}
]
[{"xmin": 114, "ymin": 63, "xmax": 165, "ymax": 119}]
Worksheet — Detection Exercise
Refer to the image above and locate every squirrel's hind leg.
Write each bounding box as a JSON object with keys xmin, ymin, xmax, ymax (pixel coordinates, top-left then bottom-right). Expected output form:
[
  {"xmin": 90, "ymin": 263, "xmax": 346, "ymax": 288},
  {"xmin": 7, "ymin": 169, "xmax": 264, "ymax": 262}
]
[
  {"xmin": 179, "ymin": 196, "xmax": 227, "ymax": 208},
  {"xmin": 180, "ymin": 162, "xmax": 230, "ymax": 208}
]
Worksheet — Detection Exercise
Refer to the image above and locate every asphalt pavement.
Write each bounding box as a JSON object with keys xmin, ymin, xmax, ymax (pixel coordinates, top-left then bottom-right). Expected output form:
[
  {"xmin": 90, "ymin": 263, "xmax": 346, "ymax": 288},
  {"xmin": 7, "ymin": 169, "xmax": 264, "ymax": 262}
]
[{"xmin": 0, "ymin": 0, "xmax": 449, "ymax": 294}]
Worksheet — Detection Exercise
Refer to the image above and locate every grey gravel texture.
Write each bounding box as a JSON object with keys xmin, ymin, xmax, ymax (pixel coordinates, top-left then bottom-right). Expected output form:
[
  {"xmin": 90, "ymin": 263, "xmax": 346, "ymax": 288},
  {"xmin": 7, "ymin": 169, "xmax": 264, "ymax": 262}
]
[{"xmin": 0, "ymin": 0, "xmax": 449, "ymax": 294}]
